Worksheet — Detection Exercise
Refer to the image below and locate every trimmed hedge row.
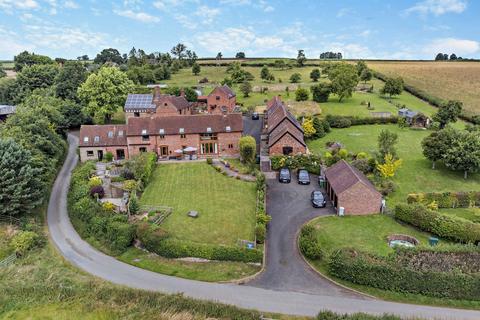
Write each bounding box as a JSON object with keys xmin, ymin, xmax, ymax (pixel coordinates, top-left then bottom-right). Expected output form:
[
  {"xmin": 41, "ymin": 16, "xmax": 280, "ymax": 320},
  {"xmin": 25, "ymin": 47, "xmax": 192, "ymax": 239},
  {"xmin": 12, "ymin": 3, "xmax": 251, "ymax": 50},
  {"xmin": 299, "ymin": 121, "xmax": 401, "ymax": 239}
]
[
  {"xmin": 407, "ymin": 191, "xmax": 480, "ymax": 208},
  {"xmin": 325, "ymin": 114, "xmax": 399, "ymax": 128},
  {"xmin": 328, "ymin": 249, "xmax": 480, "ymax": 300},
  {"xmin": 394, "ymin": 204, "xmax": 480, "ymax": 244},
  {"xmin": 299, "ymin": 225, "xmax": 323, "ymax": 260},
  {"xmin": 137, "ymin": 225, "xmax": 263, "ymax": 263}
]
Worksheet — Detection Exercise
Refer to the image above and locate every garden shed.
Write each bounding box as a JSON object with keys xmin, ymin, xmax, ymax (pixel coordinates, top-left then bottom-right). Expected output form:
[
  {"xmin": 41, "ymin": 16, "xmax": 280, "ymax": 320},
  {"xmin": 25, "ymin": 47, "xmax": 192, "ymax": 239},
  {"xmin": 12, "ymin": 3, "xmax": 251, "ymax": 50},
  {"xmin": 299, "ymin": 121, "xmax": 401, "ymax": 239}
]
[{"xmin": 325, "ymin": 160, "xmax": 382, "ymax": 215}]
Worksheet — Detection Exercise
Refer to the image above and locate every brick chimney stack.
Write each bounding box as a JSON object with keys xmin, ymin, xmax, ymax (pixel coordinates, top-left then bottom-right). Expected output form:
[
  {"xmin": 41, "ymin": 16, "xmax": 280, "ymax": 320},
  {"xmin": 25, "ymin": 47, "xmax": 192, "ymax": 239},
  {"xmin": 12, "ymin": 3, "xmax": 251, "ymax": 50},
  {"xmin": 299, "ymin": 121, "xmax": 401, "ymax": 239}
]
[
  {"xmin": 180, "ymin": 88, "xmax": 185, "ymax": 97},
  {"xmin": 153, "ymin": 86, "xmax": 161, "ymax": 103}
]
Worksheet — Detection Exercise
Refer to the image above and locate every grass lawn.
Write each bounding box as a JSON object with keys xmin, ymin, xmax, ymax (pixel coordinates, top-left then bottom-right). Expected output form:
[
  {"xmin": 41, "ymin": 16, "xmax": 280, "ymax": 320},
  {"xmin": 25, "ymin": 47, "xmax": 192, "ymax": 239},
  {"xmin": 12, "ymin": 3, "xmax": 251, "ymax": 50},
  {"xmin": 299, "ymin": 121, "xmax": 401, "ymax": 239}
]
[
  {"xmin": 440, "ymin": 207, "xmax": 480, "ymax": 223},
  {"xmin": 140, "ymin": 162, "xmax": 257, "ymax": 246},
  {"xmin": 310, "ymin": 215, "xmax": 432, "ymax": 257},
  {"xmin": 307, "ymin": 124, "xmax": 480, "ymax": 204},
  {"xmin": 306, "ymin": 215, "xmax": 480, "ymax": 310},
  {"xmin": 118, "ymin": 247, "xmax": 260, "ymax": 282}
]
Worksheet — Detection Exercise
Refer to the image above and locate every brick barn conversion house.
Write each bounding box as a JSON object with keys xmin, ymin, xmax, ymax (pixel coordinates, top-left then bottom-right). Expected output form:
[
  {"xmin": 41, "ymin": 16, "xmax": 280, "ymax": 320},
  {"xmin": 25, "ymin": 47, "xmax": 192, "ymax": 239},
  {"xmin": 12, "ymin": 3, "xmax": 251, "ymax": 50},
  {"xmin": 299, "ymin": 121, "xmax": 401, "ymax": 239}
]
[
  {"xmin": 265, "ymin": 96, "xmax": 306, "ymax": 155},
  {"xmin": 325, "ymin": 160, "xmax": 382, "ymax": 215},
  {"xmin": 79, "ymin": 85, "xmax": 243, "ymax": 162}
]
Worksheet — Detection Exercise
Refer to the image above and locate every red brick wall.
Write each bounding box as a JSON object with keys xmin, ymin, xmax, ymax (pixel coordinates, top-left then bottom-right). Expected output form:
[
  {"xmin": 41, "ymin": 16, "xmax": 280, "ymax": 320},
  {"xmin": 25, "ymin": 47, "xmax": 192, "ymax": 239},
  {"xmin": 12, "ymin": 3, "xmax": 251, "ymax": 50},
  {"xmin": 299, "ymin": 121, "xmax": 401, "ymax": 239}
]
[
  {"xmin": 207, "ymin": 91, "xmax": 236, "ymax": 114},
  {"xmin": 154, "ymin": 101, "xmax": 181, "ymax": 117},
  {"xmin": 126, "ymin": 132, "xmax": 242, "ymax": 159},
  {"xmin": 79, "ymin": 146, "xmax": 129, "ymax": 162},
  {"xmin": 269, "ymin": 133, "xmax": 306, "ymax": 155},
  {"xmin": 337, "ymin": 182, "xmax": 382, "ymax": 215}
]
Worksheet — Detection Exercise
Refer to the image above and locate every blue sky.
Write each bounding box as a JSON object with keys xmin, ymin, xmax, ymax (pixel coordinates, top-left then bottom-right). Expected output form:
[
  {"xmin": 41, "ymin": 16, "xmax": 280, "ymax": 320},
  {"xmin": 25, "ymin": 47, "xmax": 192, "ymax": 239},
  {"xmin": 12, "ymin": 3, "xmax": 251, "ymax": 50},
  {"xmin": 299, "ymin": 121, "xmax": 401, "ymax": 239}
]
[{"xmin": 0, "ymin": 0, "xmax": 479, "ymax": 60}]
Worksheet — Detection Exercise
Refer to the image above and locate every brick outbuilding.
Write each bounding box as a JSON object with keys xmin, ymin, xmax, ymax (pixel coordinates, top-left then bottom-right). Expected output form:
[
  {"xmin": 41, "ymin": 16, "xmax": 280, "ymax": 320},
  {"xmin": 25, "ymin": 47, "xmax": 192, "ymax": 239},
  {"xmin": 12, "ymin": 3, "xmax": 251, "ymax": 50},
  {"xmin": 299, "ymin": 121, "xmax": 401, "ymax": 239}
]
[{"xmin": 325, "ymin": 160, "xmax": 382, "ymax": 215}]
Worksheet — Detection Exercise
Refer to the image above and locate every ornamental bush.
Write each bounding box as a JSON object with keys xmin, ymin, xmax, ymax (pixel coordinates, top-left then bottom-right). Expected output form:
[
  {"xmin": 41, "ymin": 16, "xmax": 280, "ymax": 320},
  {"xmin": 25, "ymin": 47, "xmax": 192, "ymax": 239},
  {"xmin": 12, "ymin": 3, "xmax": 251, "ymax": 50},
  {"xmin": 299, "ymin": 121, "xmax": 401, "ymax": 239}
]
[
  {"xmin": 255, "ymin": 224, "xmax": 266, "ymax": 244},
  {"xmin": 270, "ymin": 154, "xmax": 322, "ymax": 174},
  {"xmin": 299, "ymin": 225, "xmax": 323, "ymax": 260},
  {"xmin": 10, "ymin": 230, "xmax": 39, "ymax": 255},
  {"xmin": 394, "ymin": 203, "xmax": 480, "ymax": 244}
]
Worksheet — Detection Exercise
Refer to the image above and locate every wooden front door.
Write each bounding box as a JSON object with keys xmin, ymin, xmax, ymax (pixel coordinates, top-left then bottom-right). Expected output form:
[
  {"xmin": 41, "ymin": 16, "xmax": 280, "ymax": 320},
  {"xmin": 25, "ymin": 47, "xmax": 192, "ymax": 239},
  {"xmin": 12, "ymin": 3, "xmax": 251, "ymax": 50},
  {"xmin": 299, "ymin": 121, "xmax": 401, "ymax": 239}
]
[{"xmin": 159, "ymin": 146, "xmax": 169, "ymax": 157}]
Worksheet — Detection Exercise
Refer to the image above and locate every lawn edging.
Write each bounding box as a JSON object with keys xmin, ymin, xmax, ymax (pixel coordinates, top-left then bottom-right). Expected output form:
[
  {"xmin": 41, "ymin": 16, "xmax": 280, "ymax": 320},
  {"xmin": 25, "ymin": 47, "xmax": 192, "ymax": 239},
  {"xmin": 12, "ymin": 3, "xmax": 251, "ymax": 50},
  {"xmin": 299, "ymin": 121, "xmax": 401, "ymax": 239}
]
[{"xmin": 296, "ymin": 216, "xmax": 376, "ymax": 299}]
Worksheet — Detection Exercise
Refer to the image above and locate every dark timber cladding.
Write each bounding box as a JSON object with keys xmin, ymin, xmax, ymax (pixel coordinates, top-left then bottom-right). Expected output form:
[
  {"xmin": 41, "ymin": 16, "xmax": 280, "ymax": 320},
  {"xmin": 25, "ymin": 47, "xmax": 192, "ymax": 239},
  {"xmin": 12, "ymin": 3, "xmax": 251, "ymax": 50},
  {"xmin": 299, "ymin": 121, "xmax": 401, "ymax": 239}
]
[{"xmin": 325, "ymin": 160, "xmax": 382, "ymax": 215}]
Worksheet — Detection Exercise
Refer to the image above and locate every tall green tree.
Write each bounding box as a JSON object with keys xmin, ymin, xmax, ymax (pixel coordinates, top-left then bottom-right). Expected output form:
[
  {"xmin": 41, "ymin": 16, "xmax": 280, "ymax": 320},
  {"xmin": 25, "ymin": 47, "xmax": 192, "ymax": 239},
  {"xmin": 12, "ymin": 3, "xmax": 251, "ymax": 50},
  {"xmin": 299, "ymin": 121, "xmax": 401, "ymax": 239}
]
[
  {"xmin": 295, "ymin": 87, "xmax": 309, "ymax": 101},
  {"xmin": 78, "ymin": 67, "xmax": 134, "ymax": 124},
  {"xmin": 443, "ymin": 131, "xmax": 480, "ymax": 179},
  {"xmin": 14, "ymin": 51, "xmax": 53, "ymax": 72},
  {"xmin": 54, "ymin": 61, "xmax": 88, "ymax": 101},
  {"xmin": 14, "ymin": 64, "xmax": 59, "ymax": 103},
  {"xmin": 355, "ymin": 61, "xmax": 368, "ymax": 75},
  {"xmin": 0, "ymin": 139, "xmax": 44, "ymax": 216},
  {"xmin": 380, "ymin": 77, "xmax": 403, "ymax": 97},
  {"xmin": 311, "ymin": 83, "xmax": 332, "ymax": 102},
  {"xmin": 94, "ymin": 48, "xmax": 124, "ymax": 65},
  {"xmin": 378, "ymin": 129, "xmax": 398, "ymax": 160},
  {"xmin": 290, "ymin": 73, "xmax": 301, "ymax": 83},
  {"xmin": 360, "ymin": 68, "xmax": 372, "ymax": 83},
  {"xmin": 235, "ymin": 52, "xmax": 246, "ymax": 59},
  {"xmin": 328, "ymin": 63, "xmax": 359, "ymax": 102},
  {"xmin": 240, "ymin": 81, "xmax": 252, "ymax": 97},
  {"xmin": 192, "ymin": 63, "xmax": 201, "ymax": 75},
  {"xmin": 421, "ymin": 128, "xmax": 457, "ymax": 169},
  {"xmin": 433, "ymin": 100, "xmax": 463, "ymax": 129},
  {"xmin": 296, "ymin": 50, "xmax": 306, "ymax": 67},
  {"xmin": 0, "ymin": 62, "xmax": 6, "ymax": 78},
  {"xmin": 171, "ymin": 43, "xmax": 187, "ymax": 60},
  {"xmin": 310, "ymin": 68, "xmax": 321, "ymax": 82}
]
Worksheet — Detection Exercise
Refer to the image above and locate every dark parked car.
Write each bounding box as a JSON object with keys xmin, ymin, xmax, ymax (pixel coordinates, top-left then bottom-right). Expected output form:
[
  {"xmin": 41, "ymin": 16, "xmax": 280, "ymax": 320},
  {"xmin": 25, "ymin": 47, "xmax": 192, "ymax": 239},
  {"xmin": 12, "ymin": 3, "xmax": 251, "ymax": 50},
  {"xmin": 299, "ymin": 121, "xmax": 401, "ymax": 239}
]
[
  {"xmin": 251, "ymin": 112, "xmax": 259, "ymax": 120},
  {"xmin": 311, "ymin": 191, "xmax": 327, "ymax": 208},
  {"xmin": 279, "ymin": 168, "xmax": 291, "ymax": 183},
  {"xmin": 297, "ymin": 169, "xmax": 310, "ymax": 185}
]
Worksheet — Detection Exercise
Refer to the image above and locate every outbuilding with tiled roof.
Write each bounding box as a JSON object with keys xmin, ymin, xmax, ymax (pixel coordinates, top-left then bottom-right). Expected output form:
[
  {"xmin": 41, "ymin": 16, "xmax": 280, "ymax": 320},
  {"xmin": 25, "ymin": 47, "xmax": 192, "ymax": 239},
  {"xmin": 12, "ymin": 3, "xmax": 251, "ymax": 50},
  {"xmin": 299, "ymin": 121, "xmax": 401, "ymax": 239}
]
[{"xmin": 324, "ymin": 160, "xmax": 382, "ymax": 215}]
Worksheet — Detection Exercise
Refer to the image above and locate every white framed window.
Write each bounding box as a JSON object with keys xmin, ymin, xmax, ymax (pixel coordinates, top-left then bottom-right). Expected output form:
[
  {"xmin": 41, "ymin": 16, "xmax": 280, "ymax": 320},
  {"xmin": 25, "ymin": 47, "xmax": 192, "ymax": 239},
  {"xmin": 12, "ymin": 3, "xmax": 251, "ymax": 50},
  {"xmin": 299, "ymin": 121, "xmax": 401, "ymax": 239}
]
[
  {"xmin": 225, "ymin": 126, "xmax": 231, "ymax": 132},
  {"xmin": 94, "ymin": 136, "xmax": 100, "ymax": 143},
  {"xmin": 159, "ymin": 128, "xmax": 165, "ymax": 134},
  {"xmin": 206, "ymin": 127, "xmax": 212, "ymax": 133},
  {"xmin": 86, "ymin": 150, "xmax": 94, "ymax": 156},
  {"xmin": 83, "ymin": 136, "xmax": 89, "ymax": 143},
  {"xmin": 141, "ymin": 129, "xmax": 147, "ymax": 135},
  {"xmin": 118, "ymin": 130, "xmax": 124, "ymax": 136},
  {"xmin": 108, "ymin": 131, "xmax": 113, "ymax": 138},
  {"xmin": 179, "ymin": 128, "xmax": 185, "ymax": 134}
]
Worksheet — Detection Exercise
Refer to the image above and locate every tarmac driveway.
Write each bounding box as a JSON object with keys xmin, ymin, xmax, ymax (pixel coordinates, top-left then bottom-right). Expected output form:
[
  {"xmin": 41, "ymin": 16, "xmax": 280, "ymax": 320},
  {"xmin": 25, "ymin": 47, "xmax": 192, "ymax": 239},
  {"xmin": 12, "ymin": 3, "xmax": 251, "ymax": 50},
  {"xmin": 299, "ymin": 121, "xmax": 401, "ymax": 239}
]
[{"xmin": 248, "ymin": 173, "xmax": 365, "ymax": 298}]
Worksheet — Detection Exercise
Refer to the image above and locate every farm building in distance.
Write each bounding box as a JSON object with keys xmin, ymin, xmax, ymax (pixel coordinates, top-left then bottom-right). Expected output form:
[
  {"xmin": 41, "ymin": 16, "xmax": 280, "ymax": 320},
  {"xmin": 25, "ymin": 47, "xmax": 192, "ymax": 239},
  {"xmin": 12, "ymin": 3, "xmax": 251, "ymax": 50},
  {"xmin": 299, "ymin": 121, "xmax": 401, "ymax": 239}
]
[
  {"xmin": 398, "ymin": 108, "xmax": 430, "ymax": 127},
  {"xmin": 325, "ymin": 160, "xmax": 382, "ymax": 215},
  {"xmin": 79, "ymin": 85, "xmax": 243, "ymax": 162},
  {"xmin": 265, "ymin": 96, "xmax": 306, "ymax": 155}
]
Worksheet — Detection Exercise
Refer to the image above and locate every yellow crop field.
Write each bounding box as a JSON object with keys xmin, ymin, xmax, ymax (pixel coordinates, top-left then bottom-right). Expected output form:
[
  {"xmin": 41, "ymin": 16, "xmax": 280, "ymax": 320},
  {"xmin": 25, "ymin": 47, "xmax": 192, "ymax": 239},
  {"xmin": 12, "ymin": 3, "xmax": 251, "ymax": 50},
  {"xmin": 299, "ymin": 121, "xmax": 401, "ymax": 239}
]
[{"xmin": 368, "ymin": 61, "xmax": 480, "ymax": 117}]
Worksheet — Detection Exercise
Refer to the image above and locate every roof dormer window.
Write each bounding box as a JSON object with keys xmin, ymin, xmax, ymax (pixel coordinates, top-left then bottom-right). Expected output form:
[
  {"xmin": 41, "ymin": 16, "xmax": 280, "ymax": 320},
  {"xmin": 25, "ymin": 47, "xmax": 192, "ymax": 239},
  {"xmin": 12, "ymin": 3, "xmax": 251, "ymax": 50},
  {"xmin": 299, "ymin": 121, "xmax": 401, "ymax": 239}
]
[
  {"xmin": 94, "ymin": 136, "xmax": 100, "ymax": 143},
  {"xmin": 83, "ymin": 137, "xmax": 89, "ymax": 143},
  {"xmin": 206, "ymin": 127, "xmax": 212, "ymax": 133},
  {"xmin": 108, "ymin": 131, "xmax": 113, "ymax": 138},
  {"xmin": 118, "ymin": 130, "xmax": 124, "ymax": 136},
  {"xmin": 141, "ymin": 129, "xmax": 147, "ymax": 135},
  {"xmin": 226, "ymin": 126, "xmax": 231, "ymax": 132},
  {"xmin": 159, "ymin": 128, "xmax": 165, "ymax": 134},
  {"xmin": 179, "ymin": 128, "xmax": 185, "ymax": 134}
]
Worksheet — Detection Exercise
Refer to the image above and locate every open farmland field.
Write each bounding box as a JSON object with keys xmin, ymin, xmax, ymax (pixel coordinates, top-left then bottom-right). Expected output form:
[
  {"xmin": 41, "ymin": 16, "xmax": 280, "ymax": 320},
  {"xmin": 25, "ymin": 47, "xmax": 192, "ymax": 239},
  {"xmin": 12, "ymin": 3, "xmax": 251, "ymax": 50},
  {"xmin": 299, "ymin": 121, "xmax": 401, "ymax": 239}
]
[{"xmin": 368, "ymin": 61, "xmax": 480, "ymax": 118}]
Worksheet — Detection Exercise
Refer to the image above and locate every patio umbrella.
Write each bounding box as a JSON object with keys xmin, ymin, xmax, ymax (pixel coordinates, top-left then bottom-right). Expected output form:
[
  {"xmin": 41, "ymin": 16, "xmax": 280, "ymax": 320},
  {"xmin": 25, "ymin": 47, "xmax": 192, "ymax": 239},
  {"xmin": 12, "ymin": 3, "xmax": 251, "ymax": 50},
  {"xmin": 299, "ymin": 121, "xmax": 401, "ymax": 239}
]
[
  {"xmin": 174, "ymin": 149, "xmax": 183, "ymax": 153},
  {"xmin": 183, "ymin": 146, "xmax": 197, "ymax": 152}
]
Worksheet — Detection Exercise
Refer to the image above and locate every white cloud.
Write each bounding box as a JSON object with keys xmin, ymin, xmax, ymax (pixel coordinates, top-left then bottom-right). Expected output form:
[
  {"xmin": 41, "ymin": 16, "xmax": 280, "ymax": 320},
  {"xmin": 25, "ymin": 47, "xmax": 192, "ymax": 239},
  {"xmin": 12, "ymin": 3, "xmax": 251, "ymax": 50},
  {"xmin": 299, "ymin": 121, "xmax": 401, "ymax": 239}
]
[
  {"xmin": 196, "ymin": 5, "xmax": 220, "ymax": 24},
  {"xmin": 219, "ymin": 0, "xmax": 273, "ymax": 12},
  {"xmin": 63, "ymin": 0, "xmax": 79, "ymax": 9},
  {"xmin": 423, "ymin": 38, "xmax": 479, "ymax": 55},
  {"xmin": 114, "ymin": 9, "xmax": 160, "ymax": 23},
  {"xmin": 175, "ymin": 14, "xmax": 197, "ymax": 29},
  {"xmin": 336, "ymin": 7, "xmax": 354, "ymax": 18},
  {"xmin": 405, "ymin": 0, "xmax": 467, "ymax": 16},
  {"xmin": 0, "ymin": 0, "xmax": 39, "ymax": 11}
]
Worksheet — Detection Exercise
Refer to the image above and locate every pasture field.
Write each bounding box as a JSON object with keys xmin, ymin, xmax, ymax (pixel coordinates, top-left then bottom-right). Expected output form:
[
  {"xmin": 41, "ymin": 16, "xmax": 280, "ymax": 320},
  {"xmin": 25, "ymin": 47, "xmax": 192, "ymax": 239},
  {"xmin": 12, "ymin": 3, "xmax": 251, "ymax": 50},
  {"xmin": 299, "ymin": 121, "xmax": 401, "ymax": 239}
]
[
  {"xmin": 140, "ymin": 162, "xmax": 257, "ymax": 246},
  {"xmin": 307, "ymin": 124, "xmax": 480, "ymax": 205},
  {"xmin": 368, "ymin": 61, "xmax": 480, "ymax": 117}
]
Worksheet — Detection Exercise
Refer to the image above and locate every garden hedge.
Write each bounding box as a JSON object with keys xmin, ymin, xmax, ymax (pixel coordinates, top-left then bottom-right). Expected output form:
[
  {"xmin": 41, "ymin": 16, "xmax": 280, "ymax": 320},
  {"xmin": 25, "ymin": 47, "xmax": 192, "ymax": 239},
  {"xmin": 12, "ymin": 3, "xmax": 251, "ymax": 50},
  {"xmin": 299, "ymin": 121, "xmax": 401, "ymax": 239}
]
[
  {"xmin": 325, "ymin": 114, "xmax": 399, "ymax": 128},
  {"xmin": 136, "ymin": 220, "xmax": 263, "ymax": 263},
  {"xmin": 328, "ymin": 248, "xmax": 480, "ymax": 300},
  {"xmin": 299, "ymin": 225, "xmax": 323, "ymax": 260},
  {"xmin": 270, "ymin": 154, "xmax": 322, "ymax": 174},
  {"xmin": 407, "ymin": 191, "xmax": 480, "ymax": 208},
  {"xmin": 394, "ymin": 203, "xmax": 480, "ymax": 244}
]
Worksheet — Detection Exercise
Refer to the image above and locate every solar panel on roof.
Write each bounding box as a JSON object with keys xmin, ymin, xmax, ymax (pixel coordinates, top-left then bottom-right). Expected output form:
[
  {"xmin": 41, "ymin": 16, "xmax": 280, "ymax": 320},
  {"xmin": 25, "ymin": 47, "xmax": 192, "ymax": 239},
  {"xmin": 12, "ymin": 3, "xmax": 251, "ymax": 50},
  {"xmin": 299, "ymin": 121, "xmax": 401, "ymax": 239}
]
[{"xmin": 124, "ymin": 94, "xmax": 155, "ymax": 109}]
